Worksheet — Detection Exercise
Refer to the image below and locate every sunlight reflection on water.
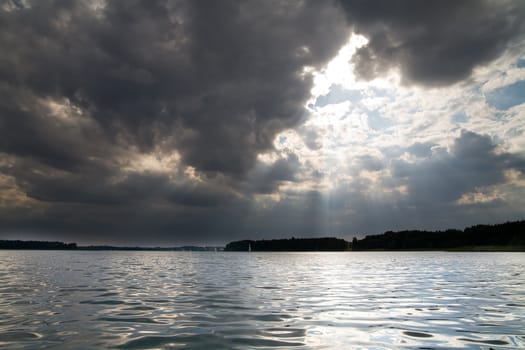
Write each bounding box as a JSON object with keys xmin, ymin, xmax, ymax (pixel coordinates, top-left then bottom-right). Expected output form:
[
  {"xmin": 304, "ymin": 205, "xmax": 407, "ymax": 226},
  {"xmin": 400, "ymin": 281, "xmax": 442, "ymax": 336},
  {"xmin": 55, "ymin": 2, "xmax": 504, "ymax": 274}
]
[{"xmin": 0, "ymin": 251, "xmax": 524, "ymax": 349}]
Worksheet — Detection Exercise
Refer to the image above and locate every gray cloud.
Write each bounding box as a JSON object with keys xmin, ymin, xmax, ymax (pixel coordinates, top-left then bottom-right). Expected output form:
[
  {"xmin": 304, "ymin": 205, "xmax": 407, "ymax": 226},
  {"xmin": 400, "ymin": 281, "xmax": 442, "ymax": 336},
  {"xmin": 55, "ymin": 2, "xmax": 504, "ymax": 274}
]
[
  {"xmin": 1, "ymin": 1, "xmax": 524, "ymax": 245},
  {"xmin": 166, "ymin": 182, "xmax": 240, "ymax": 208},
  {"xmin": 407, "ymin": 142, "xmax": 434, "ymax": 158},
  {"xmin": 299, "ymin": 132, "xmax": 525, "ymax": 237},
  {"xmin": 339, "ymin": 0, "xmax": 525, "ymax": 85},
  {"xmin": 1, "ymin": 131, "xmax": 523, "ymax": 244},
  {"xmin": 301, "ymin": 128, "xmax": 323, "ymax": 150},
  {"xmin": 245, "ymin": 153, "xmax": 301, "ymax": 194},
  {"xmin": 391, "ymin": 131, "xmax": 525, "ymax": 204},
  {"xmin": 0, "ymin": 0, "xmax": 351, "ymax": 243},
  {"xmin": 356, "ymin": 155, "xmax": 383, "ymax": 172},
  {"xmin": 0, "ymin": 0, "xmax": 349, "ymax": 177}
]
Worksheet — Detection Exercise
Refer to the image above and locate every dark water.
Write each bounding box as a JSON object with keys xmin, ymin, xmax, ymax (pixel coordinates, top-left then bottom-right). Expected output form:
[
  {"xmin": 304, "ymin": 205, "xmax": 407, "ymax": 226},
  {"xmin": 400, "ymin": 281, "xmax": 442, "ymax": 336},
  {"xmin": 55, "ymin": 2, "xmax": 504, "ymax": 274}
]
[{"xmin": 0, "ymin": 251, "xmax": 524, "ymax": 349}]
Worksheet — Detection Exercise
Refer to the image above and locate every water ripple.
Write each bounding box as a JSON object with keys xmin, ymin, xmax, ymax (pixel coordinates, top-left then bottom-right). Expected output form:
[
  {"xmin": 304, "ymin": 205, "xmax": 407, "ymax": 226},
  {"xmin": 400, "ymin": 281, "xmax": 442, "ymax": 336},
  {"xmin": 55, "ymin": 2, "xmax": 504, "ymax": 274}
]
[{"xmin": 0, "ymin": 251, "xmax": 524, "ymax": 348}]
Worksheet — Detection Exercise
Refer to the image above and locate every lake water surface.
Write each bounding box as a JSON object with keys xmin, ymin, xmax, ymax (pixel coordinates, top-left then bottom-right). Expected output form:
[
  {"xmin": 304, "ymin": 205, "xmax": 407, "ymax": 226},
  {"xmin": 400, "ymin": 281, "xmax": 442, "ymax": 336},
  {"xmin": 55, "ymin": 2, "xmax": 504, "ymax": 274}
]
[{"xmin": 0, "ymin": 251, "xmax": 524, "ymax": 349}]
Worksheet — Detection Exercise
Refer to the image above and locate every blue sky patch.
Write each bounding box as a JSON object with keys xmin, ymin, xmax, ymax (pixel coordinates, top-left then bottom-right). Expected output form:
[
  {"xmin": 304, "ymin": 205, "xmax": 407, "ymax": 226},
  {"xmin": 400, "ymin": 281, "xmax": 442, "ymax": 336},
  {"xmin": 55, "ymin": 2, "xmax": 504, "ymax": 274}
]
[
  {"xmin": 485, "ymin": 80, "xmax": 525, "ymax": 110},
  {"xmin": 451, "ymin": 111, "xmax": 469, "ymax": 123},
  {"xmin": 367, "ymin": 110, "xmax": 393, "ymax": 130}
]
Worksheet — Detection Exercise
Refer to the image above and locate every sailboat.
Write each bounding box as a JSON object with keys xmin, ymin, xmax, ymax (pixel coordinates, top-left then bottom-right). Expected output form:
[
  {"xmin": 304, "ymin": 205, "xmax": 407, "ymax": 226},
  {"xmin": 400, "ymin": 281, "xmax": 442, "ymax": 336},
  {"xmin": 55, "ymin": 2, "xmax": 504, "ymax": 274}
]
[{"xmin": 248, "ymin": 243, "xmax": 252, "ymax": 252}]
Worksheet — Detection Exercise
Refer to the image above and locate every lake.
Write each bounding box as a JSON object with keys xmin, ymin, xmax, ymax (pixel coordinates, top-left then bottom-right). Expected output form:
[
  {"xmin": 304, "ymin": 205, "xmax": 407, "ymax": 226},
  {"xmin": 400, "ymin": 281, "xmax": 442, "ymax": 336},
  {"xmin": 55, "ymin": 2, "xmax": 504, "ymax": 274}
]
[{"xmin": 0, "ymin": 251, "xmax": 524, "ymax": 349}]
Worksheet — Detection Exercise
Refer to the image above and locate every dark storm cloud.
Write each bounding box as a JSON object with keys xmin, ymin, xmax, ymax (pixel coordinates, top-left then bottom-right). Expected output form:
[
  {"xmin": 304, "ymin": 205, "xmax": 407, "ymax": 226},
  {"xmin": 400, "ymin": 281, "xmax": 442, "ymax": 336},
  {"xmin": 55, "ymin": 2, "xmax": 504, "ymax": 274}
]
[
  {"xmin": 166, "ymin": 182, "xmax": 240, "ymax": 208},
  {"xmin": 2, "ymin": 129, "xmax": 524, "ymax": 244},
  {"xmin": 18, "ymin": 170, "xmax": 167, "ymax": 205},
  {"xmin": 0, "ymin": 85, "xmax": 114, "ymax": 173},
  {"xmin": 1, "ymin": 0, "xmax": 524, "ymax": 245},
  {"xmin": 391, "ymin": 131, "xmax": 525, "ymax": 204},
  {"xmin": 1, "ymin": 156, "xmax": 248, "ymax": 244},
  {"xmin": 246, "ymin": 153, "xmax": 301, "ymax": 194},
  {"xmin": 0, "ymin": 199, "xmax": 252, "ymax": 245},
  {"xmin": 338, "ymin": 0, "xmax": 525, "ymax": 85},
  {"xmin": 1, "ymin": 154, "xmax": 240, "ymax": 208},
  {"xmin": 0, "ymin": 0, "xmax": 350, "ymax": 177},
  {"xmin": 0, "ymin": 0, "xmax": 352, "ymax": 243}
]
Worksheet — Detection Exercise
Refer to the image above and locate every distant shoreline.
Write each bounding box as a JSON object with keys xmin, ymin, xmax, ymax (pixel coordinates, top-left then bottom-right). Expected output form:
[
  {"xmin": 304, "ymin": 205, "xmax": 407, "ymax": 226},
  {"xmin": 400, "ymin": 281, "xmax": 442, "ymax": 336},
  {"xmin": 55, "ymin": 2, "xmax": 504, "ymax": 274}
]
[
  {"xmin": 0, "ymin": 240, "xmax": 224, "ymax": 252},
  {"xmin": 2, "ymin": 220, "xmax": 524, "ymax": 252},
  {"xmin": 0, "ymin": 245, "xmax": 523, "ymax": 252},
  {"xmin": 225, "ymin": 220, "xmax": 525, "ymax": 252}
]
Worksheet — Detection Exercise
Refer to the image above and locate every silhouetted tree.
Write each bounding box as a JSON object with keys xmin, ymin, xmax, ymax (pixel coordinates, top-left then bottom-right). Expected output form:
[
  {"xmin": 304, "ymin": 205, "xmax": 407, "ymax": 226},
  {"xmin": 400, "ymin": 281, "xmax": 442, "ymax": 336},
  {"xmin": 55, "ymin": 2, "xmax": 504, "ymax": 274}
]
[
  {"xmin": 351, "ymin": 221, "xmax": 525, "ymax": 251},
  {"xmin": 225, "ymin": 237, "xmax": 350, "ymax": 251}
]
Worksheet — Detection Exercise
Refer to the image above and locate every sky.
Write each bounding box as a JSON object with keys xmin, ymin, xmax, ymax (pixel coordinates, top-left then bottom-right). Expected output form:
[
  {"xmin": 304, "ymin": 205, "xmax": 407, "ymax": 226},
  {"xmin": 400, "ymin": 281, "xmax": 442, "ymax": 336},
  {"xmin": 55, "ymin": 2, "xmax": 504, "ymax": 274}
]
[{"xmin": 1, "ymin": 0, "xmax": 525, "ymax": 246}]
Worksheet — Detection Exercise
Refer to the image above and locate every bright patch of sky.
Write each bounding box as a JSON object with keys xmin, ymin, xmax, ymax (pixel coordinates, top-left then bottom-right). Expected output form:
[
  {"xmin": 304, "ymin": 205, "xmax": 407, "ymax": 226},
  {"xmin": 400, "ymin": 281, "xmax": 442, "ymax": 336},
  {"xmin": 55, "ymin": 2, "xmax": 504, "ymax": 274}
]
[{"xmin": 267, "ymin": 34, "xmax": 525, "ymax": 221}]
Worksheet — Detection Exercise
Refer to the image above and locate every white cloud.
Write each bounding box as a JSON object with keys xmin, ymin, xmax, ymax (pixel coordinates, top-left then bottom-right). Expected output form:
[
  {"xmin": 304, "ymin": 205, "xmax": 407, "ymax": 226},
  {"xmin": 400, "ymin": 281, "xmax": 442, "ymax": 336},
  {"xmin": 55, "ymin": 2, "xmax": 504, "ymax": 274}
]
[{"xmin": 263, "ymin": 35, "xmax": 525, "ymax": 233}]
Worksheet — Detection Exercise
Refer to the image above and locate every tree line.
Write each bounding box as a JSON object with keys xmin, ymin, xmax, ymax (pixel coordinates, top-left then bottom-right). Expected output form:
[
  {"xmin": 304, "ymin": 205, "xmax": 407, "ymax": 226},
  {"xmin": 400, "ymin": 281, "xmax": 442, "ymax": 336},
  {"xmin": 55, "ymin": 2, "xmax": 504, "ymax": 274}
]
[
  {"xmin": 2, "ymin": 220, "xmax": 524, "ymax": 251},
  {"xmin": 0, "ymin": 240, "xmax": 77, "ymax": 250},
  {"xmin": 225, "ymin": 237, "xmax": 350, "ymax": 251},
  {"xmin": 0, "ymin": 240, "xmax": 221, "ymax": 251},
  {"xmin": 351, "ymin": 220, "xmax": 525, "ymax": 250},
  {"xmin": 225, "ymin": 220, "xmax": 525, "ymax": 251}
]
